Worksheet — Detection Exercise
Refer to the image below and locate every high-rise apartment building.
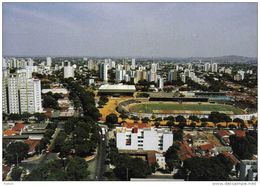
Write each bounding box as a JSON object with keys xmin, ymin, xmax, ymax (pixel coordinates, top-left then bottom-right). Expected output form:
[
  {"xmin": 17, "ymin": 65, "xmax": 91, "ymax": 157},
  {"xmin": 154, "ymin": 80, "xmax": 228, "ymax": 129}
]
[
  {"xmin": 99, "ymin": 63, "xmax": 108, "ymax": 81},
  {"xmin": 64, "ymin": 61, "xmax": 75, "ymax": 78},
  {"xmin": 131, "ymin": 58, "xmax": 136, "ymax": 70},
  {"xmin": 212, "ymin": 63, "xmax": 218, "ymax": 73},
  {"xmin": 204, "ymin": 63, "xmax": 211, "ymax": 72},
  {"xmin": 168, "ymin": 70, "xmax": 178, "ymax": 81},
  {"xmin": 46, "ymin": 57, "xmax": 52, "ymax": 67},
  {"xmin": 3, "ymin": 69, "xmax": 42, "ymax": 114}
]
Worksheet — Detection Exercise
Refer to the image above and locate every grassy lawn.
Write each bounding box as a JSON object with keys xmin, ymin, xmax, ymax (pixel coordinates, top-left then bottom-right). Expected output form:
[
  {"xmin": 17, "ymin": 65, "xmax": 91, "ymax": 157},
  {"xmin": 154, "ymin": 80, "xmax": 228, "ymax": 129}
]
[{"xmin": 128, "ymin": 102, "xmax": 244, "ymax": 115}]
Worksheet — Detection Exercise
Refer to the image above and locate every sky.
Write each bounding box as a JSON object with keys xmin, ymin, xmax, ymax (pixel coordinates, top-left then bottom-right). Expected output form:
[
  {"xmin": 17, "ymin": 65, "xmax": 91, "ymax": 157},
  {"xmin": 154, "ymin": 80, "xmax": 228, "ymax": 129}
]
[{"xmin": 2, "ymin": 3, "xmax": 258, "ymax": 58}]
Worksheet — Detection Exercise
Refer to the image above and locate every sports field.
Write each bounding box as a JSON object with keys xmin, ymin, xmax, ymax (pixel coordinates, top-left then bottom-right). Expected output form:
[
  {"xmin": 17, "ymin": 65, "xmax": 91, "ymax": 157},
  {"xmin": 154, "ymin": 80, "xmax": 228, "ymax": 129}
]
[{"xmin": 128, "ymin": 102, "xmax": 244, "ymax": 115}]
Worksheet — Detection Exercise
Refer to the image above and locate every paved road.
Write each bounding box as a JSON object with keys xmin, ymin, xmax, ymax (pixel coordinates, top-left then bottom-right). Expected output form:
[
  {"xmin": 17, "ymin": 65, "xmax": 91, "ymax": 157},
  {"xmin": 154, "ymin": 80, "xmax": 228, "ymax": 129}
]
[
  {"xmin": 19, "ymin": 128, "xmax": 61, "ymax": 172},
  {"xmin": 94, "ymin": 126, "xmax": 108, "ymax": 181}
]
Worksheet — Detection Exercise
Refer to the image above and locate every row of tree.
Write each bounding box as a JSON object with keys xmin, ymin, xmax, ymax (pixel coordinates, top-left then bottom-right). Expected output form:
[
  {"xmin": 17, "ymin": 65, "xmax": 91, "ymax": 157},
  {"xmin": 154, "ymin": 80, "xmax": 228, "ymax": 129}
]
[
  {"xmin": 63, "ymin": 78, "xmax": 101, "ymax": 120},
  {"xmin": 52, "ymin": 117, "xmax": 100, "ymax": 158},
  {"xmin": 107, "ymin": 139, "xmax": 153, "ymax": 180},
  {"xmin": 24, "ymin": 157, "xmax": 89, "ymax": 181}
]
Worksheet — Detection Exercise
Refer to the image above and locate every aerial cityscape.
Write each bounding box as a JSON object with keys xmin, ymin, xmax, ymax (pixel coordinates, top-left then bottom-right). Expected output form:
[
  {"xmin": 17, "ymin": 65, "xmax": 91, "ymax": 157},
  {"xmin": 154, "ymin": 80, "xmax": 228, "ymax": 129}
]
[{"xmin": 2, "ymin": 2, "xmax": 258, "ymax": 182}]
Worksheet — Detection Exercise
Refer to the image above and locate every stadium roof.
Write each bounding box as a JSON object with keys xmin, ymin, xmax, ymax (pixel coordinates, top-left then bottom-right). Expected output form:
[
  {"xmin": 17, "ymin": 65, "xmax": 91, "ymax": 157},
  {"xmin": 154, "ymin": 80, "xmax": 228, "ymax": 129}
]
[{"xmin": 99, "ymin": 84, "xmax": 136, "ymax": 92}]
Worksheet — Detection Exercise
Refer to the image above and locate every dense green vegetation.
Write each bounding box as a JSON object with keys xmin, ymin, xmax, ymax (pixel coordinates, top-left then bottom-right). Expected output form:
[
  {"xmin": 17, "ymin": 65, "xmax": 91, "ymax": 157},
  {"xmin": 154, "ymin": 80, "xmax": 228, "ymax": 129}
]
[
  {"xmin": 5, "ymin": 141, "xmax": 29, "ymax": 165},
  {"xmin": 229, "ymin": 131, "xmax": 257, "ymax": 160},
  {"xmin": 53, "ymin": 117, "xmax": 100, "ymax": 158},
  {"xmin": 175, "ymin": 155, "xmax": 234, "ymax": 181},
  {"xmin": 24, "ymin": 157, "xmax": 89, "ymax": 181},
  {"xmin": 108, "ymin": 139, "xmax": 153, "ymax": 180}
]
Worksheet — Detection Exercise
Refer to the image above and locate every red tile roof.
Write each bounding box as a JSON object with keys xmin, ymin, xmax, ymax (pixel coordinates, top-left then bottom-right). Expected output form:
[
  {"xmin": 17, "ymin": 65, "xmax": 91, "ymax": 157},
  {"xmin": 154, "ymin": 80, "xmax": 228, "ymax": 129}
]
[
  {"xmin": 199, "ymin": 143, "xmax": 215, "ymax": 151},
  {"xmin": 25, "ymin": 139, "xmax": 40, "ymax": 153},
  {"xmin": 235, "ymin": 130, "xmax": 246, "ymax": 137},
  {"xmin": 3, "ymin": 130, "xmax": 19, "ymax": 136},
  {"xmin": 178, "ymin": 142, "xmax": 196, "ymax": 161},
  {"xmin": 216, "ymin": 130, "xmax": 231, "ymax": 137},
  {"xmin": 2, "ymin": 165, "xmax": 11, "ymax": 180},
  {"xmin": 222, "ymin": 152, "xmax": 240, "ymax": 165},
  {"xmin": 147, "ymin": 152, "xmax": 157, "ymax": 166},
  {"xmin": 122, "ymin": 122, "xmax": 150, "ymax": 129},
  {"xmin": 12, "ymin": 123, "xmax": 25, "ymax": 132}
]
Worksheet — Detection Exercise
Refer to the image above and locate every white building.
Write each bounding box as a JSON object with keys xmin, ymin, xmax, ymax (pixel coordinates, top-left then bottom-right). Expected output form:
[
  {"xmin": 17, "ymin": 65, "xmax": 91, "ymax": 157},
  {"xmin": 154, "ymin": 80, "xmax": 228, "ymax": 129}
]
[
  {"xmin": 211, "ymin": 63, "xmax": 218, "ymax": 73},
  {"xmin": 168, "ymin": 70, "xmax": 178, "ymax": 81},
  {"xmin": 116, "ymin": 127, "xmax": 173, "ymax": 152},
  {"xmin": 86, "ymin": 78, "xmax": 95, "ymax": 85},
  {"xmin": 131, "ymin": 58, "xmax": 136, "ymax": 70},
  {"xmin": 46, "ymin": 57, "xmax": 52, "ymax": 67},
  {"xmin": 99, "ymin": 63, "xmax": 108, "ymax": 82},
  {"xmin": 239, "ymin": 160, "xmax": 257, "ymax": 181},
  {"xmin": 87, "ymin": 60, "xmax": 95, "ymax": 70},
  {"xmin": 64, "ymin": 61, "xmax": 75, "ymax": 78},
  {"xmin": 155, "ymin": 153, "xmax": 166, "ymax": 170},
  {"xmin": 188, "ymin": 63, "xmax": 193, "ymax": 70},
  {"xmin": 181, "ymin": 74, "xmax": 186, "ymax": 83},
  {"xmin": 204, "ymin": 63, "xmax": 211, "ymax": 72},
  {"xmin": 157, "ymin": 76, "xmax": 164, "ymax": 90},
  {"xmin": 2, "ymin": 69, "xmax": 8, "ymax": 113},
  {"xmin": 238, "ymin": 70, "xmax": 245, "ymax": 80},
  {"xmin": 224, "ymin": 68, "xmax": 232, "ymax": 74},
  {"xmin": 5, "ymin": 70, "xmax": 42, "ymax": 114},
  {"xmin": 116, "ymin": 69, "xmax": 123, "ymax": 82},
  {"xmin": 151, "ymin": 63, "xmax": 157, "ymax": 73},
  {"xmin": 148, "ymin": 71, "xmax": 157, "ymax": 82}
]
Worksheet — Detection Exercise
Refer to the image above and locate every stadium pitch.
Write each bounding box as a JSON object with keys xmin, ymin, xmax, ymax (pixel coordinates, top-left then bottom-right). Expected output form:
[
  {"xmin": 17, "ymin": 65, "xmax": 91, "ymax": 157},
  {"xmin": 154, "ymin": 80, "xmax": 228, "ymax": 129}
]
[{"xmin": 128, "ymin": 102, "xmax": 244, "ymax": 115}]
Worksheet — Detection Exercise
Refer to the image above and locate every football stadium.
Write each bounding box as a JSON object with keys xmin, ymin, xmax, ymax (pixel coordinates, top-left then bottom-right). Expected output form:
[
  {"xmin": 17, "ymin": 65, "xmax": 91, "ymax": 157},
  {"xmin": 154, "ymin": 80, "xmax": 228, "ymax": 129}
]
[{"xmin": 117, "ymin": 100, "xmax": 245, "ymax": 118}]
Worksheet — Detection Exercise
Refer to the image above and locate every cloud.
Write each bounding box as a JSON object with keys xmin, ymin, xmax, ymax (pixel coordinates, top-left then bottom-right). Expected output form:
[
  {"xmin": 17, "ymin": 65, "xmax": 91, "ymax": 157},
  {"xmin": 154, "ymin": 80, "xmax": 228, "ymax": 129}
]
[{"xmin": 2, "ymin": 3, "xmax": 257, "ymax": 57}]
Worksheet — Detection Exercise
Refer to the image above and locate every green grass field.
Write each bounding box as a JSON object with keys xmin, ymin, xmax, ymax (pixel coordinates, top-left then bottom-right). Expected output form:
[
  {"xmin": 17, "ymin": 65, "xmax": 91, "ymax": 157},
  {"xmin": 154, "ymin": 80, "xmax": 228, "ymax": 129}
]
[{"xmin": 128, "ymin": 102, "xmax": 244, "ymax": 115}]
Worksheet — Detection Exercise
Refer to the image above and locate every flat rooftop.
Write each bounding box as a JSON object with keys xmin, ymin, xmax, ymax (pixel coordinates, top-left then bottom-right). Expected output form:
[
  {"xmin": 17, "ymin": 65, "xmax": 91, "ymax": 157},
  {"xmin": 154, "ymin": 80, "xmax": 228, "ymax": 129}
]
[{"xmin": 99, "ymin": 84, "xmax": 136, "ymax": 92}]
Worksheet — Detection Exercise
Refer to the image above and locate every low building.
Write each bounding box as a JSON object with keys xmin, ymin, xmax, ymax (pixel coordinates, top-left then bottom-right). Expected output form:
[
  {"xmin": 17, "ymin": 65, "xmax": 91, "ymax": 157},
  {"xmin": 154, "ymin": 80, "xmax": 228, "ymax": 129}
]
[
  {"xmin": 155, "ymin": 153, "xmax": 166, "ymax": 170},
  {"xmin": 42, "ymin": 88, "xmax": 69, "ymax": 95},
  {"xmin": 239, "ymin": 160, "xmax": 257, "ymax": 181},
  {"xmin": 98, "ymin": 84, "xmax": 136, "ymax": 96},
  {"xmin": 116, "ymin": 126, "xmax": 173, "ymax": 152}
]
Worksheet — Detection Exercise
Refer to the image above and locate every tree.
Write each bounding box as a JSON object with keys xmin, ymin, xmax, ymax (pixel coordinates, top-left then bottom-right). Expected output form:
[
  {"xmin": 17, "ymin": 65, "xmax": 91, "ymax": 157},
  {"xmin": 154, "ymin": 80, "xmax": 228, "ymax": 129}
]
[
  {"xmin": 44, "ymin": 129, "xmax": 55, "ymax": 139},
  {"xmin": 65, "ymin": 157, "xmax": 89, "ymax": 181},
  {"xmin": 24, "ymin": 157, "xmax": 89, "ymax": 181},
  {"xmin": 173, "ymin": 129, "xmax": 183, "ymax": 141},
  {"xmin": 53, "ymin": 93, "xmax": 63, "ymax": 100},
  {"xmin": 167, "ymin": 120, "xmax": 174, "ymax": 129},
  {"xmin": 201, "ymin": 122, "xmax": 207, "ymax": 127},
  {"xmin": 5, "ymin": 141, "xmax": 29, "ymax": 165},
  {"xmin": 141, "ymin": 117, "xmax": 150, "ymax": 123},
  {"xmin": 99, "ymin": 96, "xmax": 109, "ymax": 104},
  {"xmin": 34, "ymin": 113, "xmax": 46, "ymax": 122},
  {"xmin": 154, "ymin": 121, "xmax": 160, "ymax": 128},
  {"xmin": 8, "ymin": 113, "xmax": 22, "ymax": 121},
  {"xmin": 208, "ymin": 112, "xmax": 232, "ymax": 124},
  {"xmin": 10, "ymin": 166, "xmax": 23, "ymax": 181},
  {"xmin": 106, "ymin": 113, "xmax": 118, "ymax": 125},
  {"xmin": 176, "ymin": 115, "xmax": 186, "ymax": 123},
  {"xmin": 113, "ymin": 156, "xmax": 151, "ymax": 180},
  {"xmin": 165, "ymin": 142, "xmax": 181, "ymax": 170},
  {"xmin": 165, "ymin": 116, "xmax": 175, "ymax": 121},
  {"xmin": 181, "ymin": 155, "xmax": 233, "ymax": 181},
  {"xmin": 131, "ymin": 116, "xmax": 139, "ymax": 121},
  {"xmin": 190, "ymin": 122, "xmax": 196, "ymax": 130},
  {"xmin": 229, "ymin": 134, "xmax": 257, "ymax": 160},
  {"xmin": 53, "ymin": 132, "xmax": 67, "ymax": 153},
  {"xmin": 42, "ymin": 95, "xmax": 59, "ymax": 109},
  {"xmin": 189, "ymin": 116, "xmax": 200, "ymax": 122}
]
